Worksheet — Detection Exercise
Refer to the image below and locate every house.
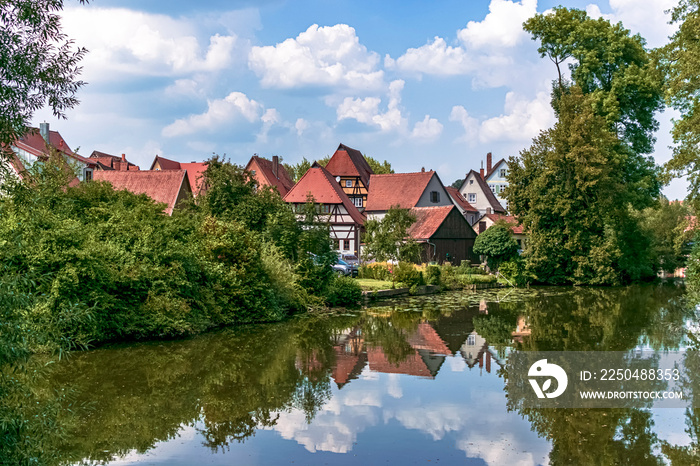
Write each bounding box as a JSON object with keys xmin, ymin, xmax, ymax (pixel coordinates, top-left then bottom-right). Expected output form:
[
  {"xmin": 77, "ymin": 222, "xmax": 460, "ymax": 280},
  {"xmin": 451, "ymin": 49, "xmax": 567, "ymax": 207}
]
[
  {"xmin": 364, "ymin": 168, "xmax": 453, "ymax": 221},
  {"xmin": 245, "ymin": 155, "xmax": 295, "ymax": 197},
  {"xmin": 460, "ymin": 331, "xmax": 506, "ymax": 374},
  {"xmin": 6, "ymin": 123, "xmax": 97, "ymax": 183},
  {"xmin": 458, "ymin": 169, "xmax": 506, "ymax": 217},
  {"xmin": 89, "ymin": 151, "xmax": 140, "ymax": 171},
  {"xmin": 483, "ymin": 152, "xmax": 509, "ymax": 211},
  {"xmin": 445, "ymin": 186, "xmax": 479, "ymax": 225},
  {"xmin": 475, "ymin": 213, "xmax": 526, "ymax": 249},
  {"xmin": 283, "ymin": 162, "xmax": 365, "ymax": 255},
  {"xmin": 324, "ymin": 143, "xmax": 374, "ymax": 211},
  {"xmin": 92, "ymin": 170, "xmax": 192, "ymax": 215},
  {"xmin": 408, "ymin": 205, "xmax": 478, "ymax": 264},
  {"xmin": 149, "ymin": 155, "xmax": 208, "ymax": 197}
]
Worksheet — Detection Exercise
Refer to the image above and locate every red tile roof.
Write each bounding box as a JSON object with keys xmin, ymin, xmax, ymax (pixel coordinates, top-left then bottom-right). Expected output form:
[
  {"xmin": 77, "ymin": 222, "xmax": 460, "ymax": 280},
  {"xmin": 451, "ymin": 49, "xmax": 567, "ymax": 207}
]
[
  {"xmin": 365, "ymin": 171, "xmax": 436, "ymax": 211},
  {"xmin": 149, "ymin": 155, "xmax": 182, "ymax": 170},
  {"xmin": 324, "ymin": 143, "xmax": 374, "ymax": 188},
  {"xmin": 89, "ymin": 150, "xmax": 140, "ymax": 171},
  {"xmin": 408, "ymin": 206, "xmax": 454, "ymax": 239},
  {"xmin": 445, "ymin": 186, "xmax": 478, "ymax": 213},
  {"xmin": 245, "ymin": 156, "xmax": 294, "ymax": 196},
  {"xmin": 283, "ymin": 163, "xmax": 365, "ymax": 225},
  {"xmin": 406, "ymin": 323, "xmax": 452, "ymax": 355},
  {"xmin": 179, "ymin": 162, "xmax": 208, "ymax": 196},
  {"xmin": 14, "ymin": 127, "xmax": 96, "ymax": 168},
  {"xmin": 483, "ymin": 213, "xmax": 524, "ymax": 234},
  {"xmin": 93, "ymin": 170, "xmax": 190, "ymax": 215}
]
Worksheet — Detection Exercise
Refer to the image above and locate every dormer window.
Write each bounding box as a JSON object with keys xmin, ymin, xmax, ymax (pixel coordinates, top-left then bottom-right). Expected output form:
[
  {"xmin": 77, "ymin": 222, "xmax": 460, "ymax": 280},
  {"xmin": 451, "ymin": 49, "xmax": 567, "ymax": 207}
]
[{"xmin": 430, "ymin": 191, "xmax": 440, "ymax": 203}]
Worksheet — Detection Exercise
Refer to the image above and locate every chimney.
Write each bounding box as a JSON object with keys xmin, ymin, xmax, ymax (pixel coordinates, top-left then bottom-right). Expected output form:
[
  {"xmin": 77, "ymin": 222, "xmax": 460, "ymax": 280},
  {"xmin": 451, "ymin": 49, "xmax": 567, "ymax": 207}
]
[
  {"xmin": 486, "ymin": 152, "xmax": 492, "ymax": 174},
  {"xmin": 120, "ymin": 153, "xmax": 128, "ymax": 171},
  {"xmin": 421, "ymin": 167, "xmax": 425, "ymax": 172},
  {"xmin": 39, "ymin": 122, "xmax": 49, "ymax": 143},
  {"xmin": 272, "ymin": 155, "xmax": 279, "ymax": 179}
]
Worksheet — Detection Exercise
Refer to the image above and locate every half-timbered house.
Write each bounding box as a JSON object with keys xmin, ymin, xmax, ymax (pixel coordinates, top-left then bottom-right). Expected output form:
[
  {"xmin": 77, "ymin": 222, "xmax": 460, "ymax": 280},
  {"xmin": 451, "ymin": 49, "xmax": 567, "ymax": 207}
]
[
  {"xmin": 283, "ymin": 163, "xmax": 365, "ymax": 255},
  {"xmin": 324, "ymin": 143, "xmax": 373, "ymax": 211}
]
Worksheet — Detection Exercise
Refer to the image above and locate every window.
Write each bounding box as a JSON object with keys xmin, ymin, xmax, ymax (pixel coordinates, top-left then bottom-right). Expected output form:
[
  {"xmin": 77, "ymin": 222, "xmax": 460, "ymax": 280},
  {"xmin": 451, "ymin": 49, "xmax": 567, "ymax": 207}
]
[
  {"xmin": 468, "ymin": 193, "xmax": 476, "ymax": 203},
  {"xmin": 353, "ymin": 197, "xmax": 363, "ymax": 207},
  {"xmin": 320, "ymin": 204, "xmax": 331, "ymax": 214},
  {"xmin": 430, "ymin": 191, "xmax": 440, "ymax": 203},
  {"xmin": 469, "ymin": 179, "xmax": 474, "ymax": 185},
  {"xmin": 501, "ymin": 184, "xmax": 507, "ymax": 193},
  {"xmin": 490, "ymin": 185, "xmax": 496, "ymax": 193},
  {"xmin": 467, "ymin": 334, "xmax": 476, "ymax": 346},
  {"xmin": 84, "ymin": 169, "xmax": 92, "ymax": 181},
  {"xmin": 343, "ymin": 240, "xmax": 350, "ymax": 250},
  {"xmin": 500, "ymin": 169, "xmax": 507, "ymax": 177},
  {"xmin": 345, "ymin": 180, "xmax": 353, "ymax": 188}
]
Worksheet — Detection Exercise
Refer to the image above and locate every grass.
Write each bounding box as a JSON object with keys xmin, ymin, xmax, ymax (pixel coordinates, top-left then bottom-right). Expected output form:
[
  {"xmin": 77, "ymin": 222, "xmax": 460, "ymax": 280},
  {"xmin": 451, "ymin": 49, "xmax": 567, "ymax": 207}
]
[{"xmin": 355, "ymin": 278, "xmax": 396, "ymax": 291}]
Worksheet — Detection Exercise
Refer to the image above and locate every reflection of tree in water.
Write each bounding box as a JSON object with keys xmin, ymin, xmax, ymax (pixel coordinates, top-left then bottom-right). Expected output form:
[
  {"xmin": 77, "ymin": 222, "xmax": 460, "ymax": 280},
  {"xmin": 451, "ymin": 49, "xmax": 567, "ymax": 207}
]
[
  {"xmin": 503, "ymin": 283, "xmax": 692, "ymax": 465},
  {"xmin": 362, "ymin": 315, "xmax": 415, "ymax": 365}
]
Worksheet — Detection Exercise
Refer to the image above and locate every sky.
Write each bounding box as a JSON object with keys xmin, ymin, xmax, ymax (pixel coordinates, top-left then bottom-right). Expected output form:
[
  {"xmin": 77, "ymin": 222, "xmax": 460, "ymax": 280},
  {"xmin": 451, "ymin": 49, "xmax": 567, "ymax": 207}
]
[{"xmin": 34, "ymin": 0, "xmax": 688, "ymax": 199}]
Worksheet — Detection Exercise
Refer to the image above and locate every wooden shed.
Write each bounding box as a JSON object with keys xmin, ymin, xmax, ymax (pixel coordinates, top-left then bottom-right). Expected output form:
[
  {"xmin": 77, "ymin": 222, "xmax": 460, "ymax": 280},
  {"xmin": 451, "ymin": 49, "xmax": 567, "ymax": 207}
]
[{"xmin": 409, "ymin": 205, "xmax": 478, "ymax": 264}]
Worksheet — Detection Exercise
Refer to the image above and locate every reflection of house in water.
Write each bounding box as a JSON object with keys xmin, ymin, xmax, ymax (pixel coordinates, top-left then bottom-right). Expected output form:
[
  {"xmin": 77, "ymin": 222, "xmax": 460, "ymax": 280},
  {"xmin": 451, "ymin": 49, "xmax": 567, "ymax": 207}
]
[
  {"xmin": 323, "ymin": 322, "xmax": 453, "ymax": 386},
  {"xmin": 511, "ymin": 315, "xmax": 531, "ymax": 343},
  {"xmin": 460, "ymin": 331, "xmax": 506, "ymax": 374}
]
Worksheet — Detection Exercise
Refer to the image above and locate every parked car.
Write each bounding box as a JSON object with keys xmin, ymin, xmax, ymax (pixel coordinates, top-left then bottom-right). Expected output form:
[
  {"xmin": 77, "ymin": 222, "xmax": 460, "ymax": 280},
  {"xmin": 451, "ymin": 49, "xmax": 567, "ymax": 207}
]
[
  {"xmin": 333, "ymin": 258, "xmax": 358, "ymax": 277},
  {"xmin": 337, "ymin": 252, "xmax": 359, "ymax": 266}
]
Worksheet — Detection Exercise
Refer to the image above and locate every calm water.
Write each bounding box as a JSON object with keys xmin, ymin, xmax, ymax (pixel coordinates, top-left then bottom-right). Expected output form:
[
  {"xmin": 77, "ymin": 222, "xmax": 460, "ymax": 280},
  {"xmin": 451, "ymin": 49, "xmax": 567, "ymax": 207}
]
[{"xmin": 22, "ymin": 283, "xmax": 700, "ymax": 465}]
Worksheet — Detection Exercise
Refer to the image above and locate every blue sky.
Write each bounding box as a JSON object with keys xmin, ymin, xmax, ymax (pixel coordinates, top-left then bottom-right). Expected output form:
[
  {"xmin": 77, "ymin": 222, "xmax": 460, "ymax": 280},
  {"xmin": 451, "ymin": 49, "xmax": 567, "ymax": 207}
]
[{"xmin": 35, "ymin": 0, "xmax": 686, "ymax": 198}]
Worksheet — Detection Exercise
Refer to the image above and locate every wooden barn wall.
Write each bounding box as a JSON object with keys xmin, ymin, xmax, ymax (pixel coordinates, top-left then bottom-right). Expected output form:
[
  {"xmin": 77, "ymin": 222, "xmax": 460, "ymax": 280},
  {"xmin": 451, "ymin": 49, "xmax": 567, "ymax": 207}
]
[{"xmin": 417, "ymin": 209, "xmax": 479, "ymax": 264}]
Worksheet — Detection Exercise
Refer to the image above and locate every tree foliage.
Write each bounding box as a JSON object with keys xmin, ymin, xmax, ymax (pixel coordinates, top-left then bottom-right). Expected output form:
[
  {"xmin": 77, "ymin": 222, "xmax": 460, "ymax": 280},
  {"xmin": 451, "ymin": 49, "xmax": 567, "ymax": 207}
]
[
  {"xmin": 660, "ymin": 0, "xmax": 700, "ymax": 205},
  {"xmin": 507, "ymin": 87, "xmax": 658, "ymax": 285},
  {"xmin": 365, "ymin": 155, "xmax": 394, "ymax": 174},
  {"xmin": 473, "ymin": 223, "xmax": 519, "ymax": 271},
  {"xmin": 0, "ymin": 0, "xmax": 87, "ymax": 147},
  {"xmin": 363, "ymin": 206, "xmax": 419, "ymax": 265}
]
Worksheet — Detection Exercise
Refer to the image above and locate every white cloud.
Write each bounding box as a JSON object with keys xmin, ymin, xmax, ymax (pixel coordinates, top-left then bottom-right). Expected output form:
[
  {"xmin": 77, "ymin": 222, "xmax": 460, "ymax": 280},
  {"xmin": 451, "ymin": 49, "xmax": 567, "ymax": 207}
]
[
  {"xmin": 336, "ymin": 80, "xmax": 406, "ymax": 132},
  {"xmin": 249, "ymin": 24, "xmax": 384, "ymax": 90},
  {"xmin": 458, "ymin": 0, "xmax": 537, "ymax": 48},
  {"xmin": 411, "ymin": 115, "xmax": 444, "ymax": 140},
  {"xmin": 295, "ymin": 118, "xmax": 310, "ymax": 136},
  {"xmin": 450, "ymin": 106, "xmax": 479, "ymax": 143},
  {"xmin": 387, "ymin": 37, "xmax": 473, "ymax": 76},
  {"xmin": 478, "ymin": 91, "xmax": 555, "ymax": 143},
  {"xmin": 602, "ymin": 0, "xmax": 677, "ymax": 48},
  {"xmin": 164, "ymin": 79, "xmax": 203, "ymax": 98},
  {"xmin": 62, "ymin": 7, "xmax": 238, "ymax": 79},
  {"xmin": 162, "ymin": 91, "xmax": 263, "ymax": 137}
]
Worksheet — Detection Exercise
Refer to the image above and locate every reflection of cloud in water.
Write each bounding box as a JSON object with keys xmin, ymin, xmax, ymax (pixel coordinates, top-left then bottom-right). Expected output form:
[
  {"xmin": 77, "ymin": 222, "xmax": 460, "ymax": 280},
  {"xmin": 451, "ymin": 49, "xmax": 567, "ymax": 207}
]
[
  {"xmin": 385, "ymin": 404, "xmax": 468, "ymax": 440},
  {"xmin": 458, "ymin": 435, "xmax": 548, "ymax": 466},
  {"xmin": 448, "ymin": 356, "xmax": 467, "ymax": 372},
  {"xmin": 386, "ymin": 373, "xmax": 403, "ymax": 399}
]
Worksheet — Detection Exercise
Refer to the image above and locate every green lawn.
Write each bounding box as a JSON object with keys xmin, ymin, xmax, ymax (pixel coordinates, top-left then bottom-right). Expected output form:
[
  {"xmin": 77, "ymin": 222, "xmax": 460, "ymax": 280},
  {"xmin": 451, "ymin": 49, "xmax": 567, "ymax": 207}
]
[{"xmin": 355, "ymin": 279, "xmax": 396, "ymax": 291}]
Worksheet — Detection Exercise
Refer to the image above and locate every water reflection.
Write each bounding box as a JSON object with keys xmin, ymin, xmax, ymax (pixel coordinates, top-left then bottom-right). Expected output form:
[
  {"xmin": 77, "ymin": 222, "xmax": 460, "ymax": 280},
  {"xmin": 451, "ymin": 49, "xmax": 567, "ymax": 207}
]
[{"xmin": 7, "ymin": 282, "xmax": 699, "ymax": 465}]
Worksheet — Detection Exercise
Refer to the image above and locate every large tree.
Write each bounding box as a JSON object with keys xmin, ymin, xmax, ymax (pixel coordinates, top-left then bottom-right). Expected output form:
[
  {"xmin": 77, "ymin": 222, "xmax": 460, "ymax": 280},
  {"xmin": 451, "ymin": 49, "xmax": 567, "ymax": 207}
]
[
  {"xmin": 363, "ymin": 206, "xmax": 419, "ymax": 264},
  {"xmin": 0, "ymin": 0, "xmax": 87, "ymax": 147},
  {"xmin": 661, "ymin": 0, "xmax": 700, "ymax": 204}
]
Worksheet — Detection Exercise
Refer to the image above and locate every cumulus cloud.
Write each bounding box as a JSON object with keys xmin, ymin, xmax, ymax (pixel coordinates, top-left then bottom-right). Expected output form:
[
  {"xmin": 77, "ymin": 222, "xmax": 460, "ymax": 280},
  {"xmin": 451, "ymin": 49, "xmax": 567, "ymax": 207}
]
[
  {"xmin": 450, "ymin": 106, "xmax": 479, "ymax": 143},
  {"xmin": 336, "ymin": 80, "xmax": 406, "ymax": 132},
  {"xmin": 62, "ymin": 7, "xmax": 238, "ymax": 79},
  {"xmin": 411, "ymin": 115, "xmax": 443, "ymax": 140},
  {"xmin": 162, "ymin": 91, "xmax": 263, "ymax": 137},
  {"xmin": 387, "ymin": 0, "xmax": 538, "ymax": 86},
  {"xmin": 249, "ymin": 24, "xmax": 384, "ymax": 90},
  {"xmin": 458, "ymin": 0, "xmax": 537, "ymax": 48},
  {"xmin": 295, "ymin": 118, "xmax": 310, "ymax": 136},
  {"xmin": 602, "ymin": 0, "xmax": 677, "ymax": 48},
  {"xmin": 478, "ymin": 91, "xmax": 555, "ymax": 143}
]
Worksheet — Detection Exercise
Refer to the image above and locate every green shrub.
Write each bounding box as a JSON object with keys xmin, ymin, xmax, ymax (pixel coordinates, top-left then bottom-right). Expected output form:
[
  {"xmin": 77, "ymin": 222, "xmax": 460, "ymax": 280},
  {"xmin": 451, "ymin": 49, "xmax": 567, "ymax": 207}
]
[
  {"xmin": 394, "ymin": 262, "xmax": 424, "ymax": 287},
  {"xmin": 458, "ymin": 274, "xmax": 497, "ymax": 285},
  {"xmin": 498, "ymin": 258, "xmax": 529, "ymax": 286},
  {"xmin": 325, "ymin": 276, "xmax": 362, "ymax": 307},
  {"xmin": 359, "ymin": 262, "xmax": 391, "ymax": 280},
  {"xmin": 425, "ymin": 265, "xmax": 441, "ymax": 285}
]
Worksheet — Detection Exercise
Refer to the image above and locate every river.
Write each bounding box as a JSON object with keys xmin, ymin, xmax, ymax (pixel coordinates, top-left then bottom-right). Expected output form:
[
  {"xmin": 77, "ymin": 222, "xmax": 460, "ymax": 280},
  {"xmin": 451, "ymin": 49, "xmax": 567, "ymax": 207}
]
[{"xmin": 13, "ymin": 282, "xmax": 700, "ymax": 465}]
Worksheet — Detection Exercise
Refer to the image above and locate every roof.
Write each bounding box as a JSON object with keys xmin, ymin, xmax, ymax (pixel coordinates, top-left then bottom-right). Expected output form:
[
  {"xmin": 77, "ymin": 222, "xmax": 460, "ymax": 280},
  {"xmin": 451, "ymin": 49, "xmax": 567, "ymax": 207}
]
[
  {"xmin": 93, "ymin": 170, "xmax": 190, "ymax": 215},
  {"xmin": 365, "ymin": 171, "xmax": 435, "ymax": 211},
  {"xmin": 486, "ymin": 158, "xmax": 506, "ymax": 179},
  {"xmin": 179, "ymin": 162, "xmax": 208, "ymax": 196},
  {"xmin": 460, "ymin": 170, "xmax": 506, "ymax": 213},
  {"xmin": 408, "ymin": 206, "xmax": 454, "ymax": 239},
  {"xmin": 483, "ymin": 213, "xmax": 524, "ymax": 234},
  {"xmin": 283, "ymin": 163, "xmax": 365, "ymax": 225},
  {"xmin": 367, "ymin": 347, "xmax": 434, "ymax": 378},
  {"xmin": 324, "ymin": 143, "xmax": 374, "ymax": 188},
  {"xmin": 89, "ymin": 150, "xmax": 140, "ymax": 171},
  {"xmin": 406, "ymin": 323, "xmax": 452, "ymax": 355},
  {"xmin": 149, "ymin": 155, "xmax": 182, "ymax": 170},
  {"xmin": 14, "ymin": 127, "xmax": 96, "ymax": 168},
  {"xmin": 445, "ymin": 186, "xmax": 478, "ymax": 213},
  {"xmin": 246, "ymin": 156, "xmax": 294, "ymax": 196}
]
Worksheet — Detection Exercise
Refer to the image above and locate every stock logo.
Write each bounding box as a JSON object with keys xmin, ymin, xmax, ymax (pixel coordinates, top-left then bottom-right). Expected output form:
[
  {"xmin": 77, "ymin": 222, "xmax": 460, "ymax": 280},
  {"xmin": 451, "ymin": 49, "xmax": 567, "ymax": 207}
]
[{"xmin": 528, "ymin": 359, "xmax": 568, "ymax": 399}]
